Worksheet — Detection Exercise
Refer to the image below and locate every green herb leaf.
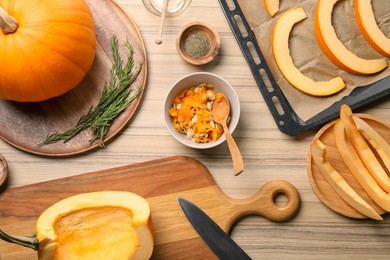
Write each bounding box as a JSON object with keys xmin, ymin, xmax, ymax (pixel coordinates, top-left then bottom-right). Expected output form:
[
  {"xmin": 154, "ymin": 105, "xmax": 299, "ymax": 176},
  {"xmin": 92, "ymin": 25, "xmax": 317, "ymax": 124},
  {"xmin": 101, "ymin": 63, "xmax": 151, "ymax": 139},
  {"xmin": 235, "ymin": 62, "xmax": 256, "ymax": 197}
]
[{"xmin": 40, "ymin": 35, "xmax": 143, "ymax": 147}]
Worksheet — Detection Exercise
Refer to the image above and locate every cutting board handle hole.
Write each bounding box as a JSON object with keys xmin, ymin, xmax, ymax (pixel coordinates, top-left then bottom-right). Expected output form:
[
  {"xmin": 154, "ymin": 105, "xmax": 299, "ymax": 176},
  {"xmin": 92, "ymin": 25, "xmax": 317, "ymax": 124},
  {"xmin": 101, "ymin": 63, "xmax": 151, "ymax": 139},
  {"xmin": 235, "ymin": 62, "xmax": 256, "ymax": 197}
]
[{"xmin": 273, "ymin": 192, "xmax": 288, "ymax": 208}]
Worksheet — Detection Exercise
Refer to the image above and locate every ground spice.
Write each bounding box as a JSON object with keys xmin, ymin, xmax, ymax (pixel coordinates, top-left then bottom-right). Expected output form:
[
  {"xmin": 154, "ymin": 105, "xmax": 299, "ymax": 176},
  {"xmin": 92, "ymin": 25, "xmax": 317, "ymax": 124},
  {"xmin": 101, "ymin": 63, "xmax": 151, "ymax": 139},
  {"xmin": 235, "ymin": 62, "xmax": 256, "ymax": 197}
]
[{"xmin": 183, "ymin": 32, "xmax": 210, "ymax": 58}]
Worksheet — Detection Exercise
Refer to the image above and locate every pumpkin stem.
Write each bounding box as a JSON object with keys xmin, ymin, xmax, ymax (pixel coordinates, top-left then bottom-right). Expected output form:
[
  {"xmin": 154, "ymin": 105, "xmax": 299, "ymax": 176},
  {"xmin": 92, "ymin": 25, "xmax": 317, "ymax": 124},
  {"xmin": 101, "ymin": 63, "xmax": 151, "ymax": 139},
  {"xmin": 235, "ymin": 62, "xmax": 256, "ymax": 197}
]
[
  {"xmin": 0, "ymin": 6, "xmax": 18, "ymax": 34},
  {"xmin": 0, "ymin": 229, "xmax": 38, "ymax": 250}
]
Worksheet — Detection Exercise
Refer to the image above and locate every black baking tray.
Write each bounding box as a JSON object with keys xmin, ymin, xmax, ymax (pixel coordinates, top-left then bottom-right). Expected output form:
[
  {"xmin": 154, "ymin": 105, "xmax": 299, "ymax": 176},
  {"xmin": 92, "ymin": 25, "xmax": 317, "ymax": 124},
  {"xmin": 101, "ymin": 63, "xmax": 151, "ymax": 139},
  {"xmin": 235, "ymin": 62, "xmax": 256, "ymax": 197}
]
[{"xmin": 218, "ymin": 0, "xmax": 390, "ymax": 136}]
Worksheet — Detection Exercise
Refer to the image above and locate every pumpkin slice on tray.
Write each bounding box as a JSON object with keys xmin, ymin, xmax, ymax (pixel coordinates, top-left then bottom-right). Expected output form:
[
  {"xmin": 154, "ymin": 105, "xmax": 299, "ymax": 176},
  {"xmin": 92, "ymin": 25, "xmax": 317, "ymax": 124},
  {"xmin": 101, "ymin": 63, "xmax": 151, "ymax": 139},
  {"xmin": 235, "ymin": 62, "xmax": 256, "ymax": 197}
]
[
  {"xmin": 272, "ymin": 7, "xmax": 345, "ymax": 96},
  {"xmin": 263, "ymin": 0, "xmax": 280, "ymax": 17},
  {"xmin": 307, "ymin": 110, "xmax": 390, "ymax": 219},
  {"xmin": 355, "ymin": 0, "xmax": 390, "ymax": 57},
  {"xmin": 0, "ymin": 0, "xmax": 147, "ymax": 156},
  {"xmin": 314, "ymin": 0, "xmax": 388, "ymax": 75}
]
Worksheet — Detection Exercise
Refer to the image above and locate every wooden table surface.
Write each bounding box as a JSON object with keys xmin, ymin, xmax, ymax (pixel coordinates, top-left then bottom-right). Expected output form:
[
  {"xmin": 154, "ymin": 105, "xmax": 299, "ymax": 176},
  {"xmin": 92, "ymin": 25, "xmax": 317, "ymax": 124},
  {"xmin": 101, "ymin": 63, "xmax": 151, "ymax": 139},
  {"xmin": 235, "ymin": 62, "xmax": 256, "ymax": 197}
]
[{"xmin": 1, "ymin": 0, "xmax": 390, "ymax": 259}]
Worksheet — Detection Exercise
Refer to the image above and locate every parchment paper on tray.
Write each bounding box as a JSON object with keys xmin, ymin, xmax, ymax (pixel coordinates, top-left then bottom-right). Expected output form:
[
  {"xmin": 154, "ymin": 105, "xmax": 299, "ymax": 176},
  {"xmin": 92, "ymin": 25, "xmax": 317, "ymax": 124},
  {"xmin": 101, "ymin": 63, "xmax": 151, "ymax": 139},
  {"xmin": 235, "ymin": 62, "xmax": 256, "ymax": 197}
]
[{"xmin": 237, "ymin": 0, "xmax": 389, "ymax": 121}]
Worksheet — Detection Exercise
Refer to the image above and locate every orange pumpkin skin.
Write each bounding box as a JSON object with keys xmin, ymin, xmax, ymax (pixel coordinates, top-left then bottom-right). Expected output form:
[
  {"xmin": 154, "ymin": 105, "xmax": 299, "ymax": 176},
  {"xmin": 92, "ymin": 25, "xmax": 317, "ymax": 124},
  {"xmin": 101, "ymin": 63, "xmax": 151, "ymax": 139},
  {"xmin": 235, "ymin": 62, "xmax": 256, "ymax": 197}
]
[{"xmin": 0, "ymin": 0, "xmax": 96, "ymax": 102}]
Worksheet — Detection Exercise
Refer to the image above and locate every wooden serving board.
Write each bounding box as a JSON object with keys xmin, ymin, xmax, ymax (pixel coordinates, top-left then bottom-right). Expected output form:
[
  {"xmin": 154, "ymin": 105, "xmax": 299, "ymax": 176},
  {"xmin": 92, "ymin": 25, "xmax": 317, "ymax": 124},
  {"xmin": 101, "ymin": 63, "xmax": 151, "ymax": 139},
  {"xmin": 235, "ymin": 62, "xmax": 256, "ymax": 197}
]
[
  {"xmin": 307, "ymin": 114, "xmax": 390, "ymax": 219},
  {"xmin": 0, "ymin": 156, "xmax": 299, "ymax": 259},
  {"xmin": 0, "ymin": 0, "xmax": 147, "ymax": 156}
]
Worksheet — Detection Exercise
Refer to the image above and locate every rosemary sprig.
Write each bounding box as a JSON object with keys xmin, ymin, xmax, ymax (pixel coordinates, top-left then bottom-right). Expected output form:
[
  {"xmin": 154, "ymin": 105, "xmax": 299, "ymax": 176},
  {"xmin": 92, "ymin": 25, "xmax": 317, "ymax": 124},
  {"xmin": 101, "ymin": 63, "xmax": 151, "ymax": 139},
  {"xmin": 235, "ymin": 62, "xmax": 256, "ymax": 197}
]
[{"xmin": 40, "ymin": 35, "xmax": 143, "ymax": 147}]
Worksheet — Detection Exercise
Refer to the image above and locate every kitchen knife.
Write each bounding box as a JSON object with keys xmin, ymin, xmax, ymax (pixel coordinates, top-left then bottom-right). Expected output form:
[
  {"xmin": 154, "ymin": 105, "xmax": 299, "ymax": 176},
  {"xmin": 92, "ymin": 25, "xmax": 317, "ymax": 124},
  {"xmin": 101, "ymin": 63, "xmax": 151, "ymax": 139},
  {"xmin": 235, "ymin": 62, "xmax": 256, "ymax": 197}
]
[{"xmin": 178, "ymin": 197, "xmax": 252, "ymax": 260}]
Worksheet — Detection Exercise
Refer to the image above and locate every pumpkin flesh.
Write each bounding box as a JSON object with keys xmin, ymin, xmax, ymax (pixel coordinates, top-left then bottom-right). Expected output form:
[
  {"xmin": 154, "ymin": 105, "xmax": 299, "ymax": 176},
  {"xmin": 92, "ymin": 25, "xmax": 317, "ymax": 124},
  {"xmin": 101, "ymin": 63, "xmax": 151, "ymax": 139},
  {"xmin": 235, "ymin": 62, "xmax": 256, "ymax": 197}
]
[
  {"xmin": 263, "ymin": 0, "xmax": 280, "ymax": 17},
  {"xmin": 36, "ymin": 192, "xmax": 154, "ymax": 260},
  {"xmin": 272, "ymin": 7, "xmax": 345, "ymax": 96},
  {"xmin": 340, "ymin": 104, "xmax": 390, "ymax": 193},
  {"xmin": 333, "ymin": 119, "xmax": 390, "ymax": 212},
  {"xmin": 0, "ymin": 0, "xmax": 96, "ymax": 102},
  {"xmin": 353, "ymin": 115, "xmax": 390, "ymax": 172},
  {"xmin": 314, "ymin": 0, "xmax": 387, "ymax": 75},
  {"xmin": 355, "ymin": 0, "xmax": 390, "ymax": 57},
  {"xmin": 311, "ymin": 139, "xmax": 382, "ymax": 220},
  {"xmin": 54, "ymin": 207, "xmax": 138, "ymax": 259}
]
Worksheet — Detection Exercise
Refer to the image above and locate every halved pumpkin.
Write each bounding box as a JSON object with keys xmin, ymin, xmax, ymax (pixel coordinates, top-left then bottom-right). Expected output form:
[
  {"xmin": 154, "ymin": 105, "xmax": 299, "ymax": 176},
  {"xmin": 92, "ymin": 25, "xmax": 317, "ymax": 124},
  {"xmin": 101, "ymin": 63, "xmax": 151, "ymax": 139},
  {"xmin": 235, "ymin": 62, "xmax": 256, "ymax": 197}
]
[
  {"xmin": 0, "ymin": 191, "xmax": 154, "ymax": 260},
  {"xmin": 355, "ymin": 0, "xmax": 390, "ymax": 57},
  {"xmin": 263, "ymin": 0, "xmax": 280, "ymax": 17},
  {"xmin": 272, "ymin": 7, "xmax": 345, "ymax": 96},
  {"xmin": 314, "ymin": 0, "xmax": 388, "ymax": 75}
]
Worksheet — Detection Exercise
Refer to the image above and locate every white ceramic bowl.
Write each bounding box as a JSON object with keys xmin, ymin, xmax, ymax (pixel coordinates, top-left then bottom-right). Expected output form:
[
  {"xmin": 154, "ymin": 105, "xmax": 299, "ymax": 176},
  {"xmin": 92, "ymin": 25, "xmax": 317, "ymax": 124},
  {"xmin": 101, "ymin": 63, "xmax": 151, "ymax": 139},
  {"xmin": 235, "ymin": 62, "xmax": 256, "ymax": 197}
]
[{"xmin": 164, "ymin": 72, "xmax": 240, "ymax": 149}]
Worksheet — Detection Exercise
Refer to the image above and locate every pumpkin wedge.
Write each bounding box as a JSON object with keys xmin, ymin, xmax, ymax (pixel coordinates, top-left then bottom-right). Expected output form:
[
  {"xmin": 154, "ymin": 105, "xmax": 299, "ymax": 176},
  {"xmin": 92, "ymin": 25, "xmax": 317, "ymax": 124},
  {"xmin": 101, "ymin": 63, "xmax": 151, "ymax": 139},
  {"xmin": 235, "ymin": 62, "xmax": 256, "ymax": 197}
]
[
  {"xmin": 355, "ymin": 0, "xmax": 390, "ymax": 57},
  {"xmin": 353, "ymin": 115, "xmax": 390, "ymax": 173},
  {"xmin": 263, "ymin": 0, "xmax": 280, "ymax": 17},
  {"xmin": 314, "ymin": 0, "xmax": 388, "ymax": 75},
  {"xmin": 340, "ymin": 104, "xmax": 390, "ymax": 193},
  {"xmin": 334, "ymin": 120, "xmax": 390, "ymax": 212},
  {"xmin": 0, "ymin": 191, "xmax": 154, "ymax": 260},
  {"xmin": 272, "ymin": 7, "xmax": 345, "ymax": 96},
  {"xmin": 311, "ymin": 139, "xmax": 382, "ymax": 220}
]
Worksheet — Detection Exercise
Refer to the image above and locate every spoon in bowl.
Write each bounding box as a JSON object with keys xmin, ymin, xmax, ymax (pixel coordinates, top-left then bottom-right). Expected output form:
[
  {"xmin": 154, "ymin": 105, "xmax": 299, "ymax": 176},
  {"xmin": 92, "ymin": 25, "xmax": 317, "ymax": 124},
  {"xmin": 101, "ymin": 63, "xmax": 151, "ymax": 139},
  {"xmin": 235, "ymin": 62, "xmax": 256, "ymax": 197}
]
[{"xmin": 212, "ymin": 95, "xmax": 244, "ymax": 176}]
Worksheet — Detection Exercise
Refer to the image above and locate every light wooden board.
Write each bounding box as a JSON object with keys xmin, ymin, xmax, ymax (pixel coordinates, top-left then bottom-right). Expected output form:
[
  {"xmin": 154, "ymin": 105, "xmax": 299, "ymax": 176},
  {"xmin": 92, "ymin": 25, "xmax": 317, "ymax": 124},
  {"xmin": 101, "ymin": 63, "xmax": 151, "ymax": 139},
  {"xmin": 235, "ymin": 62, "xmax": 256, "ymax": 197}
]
[{"xmin": 0, "ymin": 156, "xmax": 299, "ymax": 259}]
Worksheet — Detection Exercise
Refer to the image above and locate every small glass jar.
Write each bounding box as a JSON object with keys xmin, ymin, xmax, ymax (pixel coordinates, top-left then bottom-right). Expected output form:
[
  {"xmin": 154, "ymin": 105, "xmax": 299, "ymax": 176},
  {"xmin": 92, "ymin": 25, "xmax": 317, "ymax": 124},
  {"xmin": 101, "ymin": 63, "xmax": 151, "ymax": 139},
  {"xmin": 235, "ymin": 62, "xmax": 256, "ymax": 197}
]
[{"xmin": 142, "ymin": 0, "xmax": 192, "ymax": 16}]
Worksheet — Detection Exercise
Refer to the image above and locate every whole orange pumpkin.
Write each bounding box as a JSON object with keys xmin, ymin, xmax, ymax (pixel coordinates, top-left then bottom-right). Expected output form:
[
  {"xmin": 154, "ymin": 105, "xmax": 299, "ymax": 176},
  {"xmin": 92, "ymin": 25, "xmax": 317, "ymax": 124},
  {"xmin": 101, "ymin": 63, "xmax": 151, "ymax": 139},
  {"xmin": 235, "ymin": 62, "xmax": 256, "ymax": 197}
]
[{"xmin": 0, "ymin": 0, "xmax": 96, "ymax": 102}]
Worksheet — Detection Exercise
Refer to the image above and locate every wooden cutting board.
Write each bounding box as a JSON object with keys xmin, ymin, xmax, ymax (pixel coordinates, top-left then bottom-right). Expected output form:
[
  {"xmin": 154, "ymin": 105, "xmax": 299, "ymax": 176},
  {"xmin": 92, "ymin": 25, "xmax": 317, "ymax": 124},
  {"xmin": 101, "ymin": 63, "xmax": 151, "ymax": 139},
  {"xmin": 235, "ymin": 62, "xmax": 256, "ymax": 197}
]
[{"xmin": 0, "ymin": 156, "xmax": 299, "ymax": 259}]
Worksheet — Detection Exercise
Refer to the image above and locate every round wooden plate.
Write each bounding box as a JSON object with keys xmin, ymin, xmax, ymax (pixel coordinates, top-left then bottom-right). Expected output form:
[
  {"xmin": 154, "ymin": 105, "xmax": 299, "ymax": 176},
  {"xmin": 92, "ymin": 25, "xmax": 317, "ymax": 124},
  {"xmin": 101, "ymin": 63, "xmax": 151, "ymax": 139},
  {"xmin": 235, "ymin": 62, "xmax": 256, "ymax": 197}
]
[
  {"xmin": 0, "ymin": 154, "xmax": 8, "ymax": 187},
  {"xmin": 0, "ymin": 0, "xmax": 147, "ymax": 156},
  {"xmin": 307, "ymin": 114, "xmax": 390, "ymax": 219}
]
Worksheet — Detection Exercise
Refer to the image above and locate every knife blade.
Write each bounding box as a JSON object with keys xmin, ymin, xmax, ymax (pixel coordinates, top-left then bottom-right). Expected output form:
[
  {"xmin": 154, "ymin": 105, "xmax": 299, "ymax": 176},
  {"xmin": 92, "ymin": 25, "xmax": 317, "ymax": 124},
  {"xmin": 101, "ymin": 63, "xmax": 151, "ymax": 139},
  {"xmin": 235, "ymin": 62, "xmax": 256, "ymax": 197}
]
[{"xmin": 178, "ymin": 197, "xmax": 252, "ymax": 260}]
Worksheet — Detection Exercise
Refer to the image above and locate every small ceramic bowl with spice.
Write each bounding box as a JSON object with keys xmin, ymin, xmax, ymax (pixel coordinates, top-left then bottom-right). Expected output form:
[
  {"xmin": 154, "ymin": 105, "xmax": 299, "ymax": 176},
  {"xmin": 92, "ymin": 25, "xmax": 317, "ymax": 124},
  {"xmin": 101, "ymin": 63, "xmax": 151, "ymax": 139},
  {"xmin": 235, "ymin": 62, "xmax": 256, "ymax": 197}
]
[
  {"xmin": 176, "ymin": 22, "xmax": 221, "ymax": 66},
  {"xmin": 164, "ymin": 72, "xmax": 240, "ymax": 149}
]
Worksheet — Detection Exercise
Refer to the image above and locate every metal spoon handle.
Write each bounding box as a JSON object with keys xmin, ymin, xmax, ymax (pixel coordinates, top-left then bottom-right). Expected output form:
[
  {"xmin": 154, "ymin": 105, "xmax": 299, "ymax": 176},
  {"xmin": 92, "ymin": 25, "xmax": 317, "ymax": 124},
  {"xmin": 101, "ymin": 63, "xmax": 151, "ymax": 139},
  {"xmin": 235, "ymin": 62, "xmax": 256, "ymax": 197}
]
[{"xmin": 222, "ymin": 121, "xmax": 244, "ymax": 176}]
